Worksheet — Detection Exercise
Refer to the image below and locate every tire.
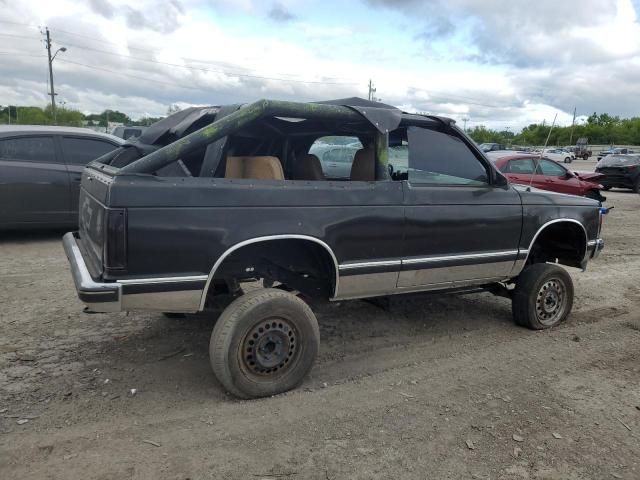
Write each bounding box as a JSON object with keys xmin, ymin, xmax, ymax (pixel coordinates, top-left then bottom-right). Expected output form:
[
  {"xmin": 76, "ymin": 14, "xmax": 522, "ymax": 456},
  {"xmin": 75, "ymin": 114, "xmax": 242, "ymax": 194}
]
[
  {"xmin": 583, "ymin": 154, "xmax": 589, "ymax": 160},
  {"xmin": 564, "ymin": 157, "xmax": 572, "ymax": 164},
  {"xmin": 209, "ymin": 288, "xmax": 320, "ymax": 399},
  {"xmin": 633, "ymin": 177, "xmax": 640, "ymax": 194},
  {"xmin": 512, "ymin": 264, "xmax": 574, "ymax": 330}
]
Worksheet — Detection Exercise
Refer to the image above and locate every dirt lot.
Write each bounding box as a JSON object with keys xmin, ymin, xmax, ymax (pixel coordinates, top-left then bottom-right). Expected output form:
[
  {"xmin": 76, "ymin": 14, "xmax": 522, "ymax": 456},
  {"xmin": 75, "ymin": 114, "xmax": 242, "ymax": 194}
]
[{"xmin": 1, "ymin": 163, "xmax": 639, "ymax": 479}]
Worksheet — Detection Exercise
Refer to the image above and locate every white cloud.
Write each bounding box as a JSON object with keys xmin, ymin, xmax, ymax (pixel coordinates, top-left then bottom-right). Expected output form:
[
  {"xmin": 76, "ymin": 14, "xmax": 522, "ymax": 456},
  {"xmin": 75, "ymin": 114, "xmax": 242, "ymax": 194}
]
[{"xmin": 0, "ymin": 0, "xmax": 638, "ymax": 131}]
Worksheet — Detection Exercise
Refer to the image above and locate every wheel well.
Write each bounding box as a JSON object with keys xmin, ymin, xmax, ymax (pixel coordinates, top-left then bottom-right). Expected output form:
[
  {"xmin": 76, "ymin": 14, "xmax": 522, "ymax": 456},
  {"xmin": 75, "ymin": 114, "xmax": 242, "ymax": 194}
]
[
  {"xmin": 527, "ymin": 222, "xmax": 586, "ymax": 269},
  {"xmin": 206, "ymin": 239, "xmax": 337, "ymax": 303}
]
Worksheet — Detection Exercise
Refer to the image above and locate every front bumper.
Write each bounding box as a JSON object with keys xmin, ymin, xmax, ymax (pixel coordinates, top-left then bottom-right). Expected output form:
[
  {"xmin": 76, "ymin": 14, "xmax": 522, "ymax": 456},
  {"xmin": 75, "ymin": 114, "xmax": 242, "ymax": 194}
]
[
  {"xmin": 589, "ymin": 238, "xmax": 605, "ymax": 259},
  {"xmin": 63, "ymin": 232, "xmax": 122, "ymax": 313}
]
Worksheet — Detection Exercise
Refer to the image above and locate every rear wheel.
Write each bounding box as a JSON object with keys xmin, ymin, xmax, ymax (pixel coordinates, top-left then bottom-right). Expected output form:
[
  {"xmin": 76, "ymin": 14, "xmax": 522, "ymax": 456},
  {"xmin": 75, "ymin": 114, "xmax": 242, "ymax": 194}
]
[
  {"xmin": 583, "ymin": 153, "xmax": 589, "ymax": 160},
  {"xmin": 512, "ymin": 264, "xmax": 574, "ymax": 330},
  {"xmin": 209, "ymin": 288, "xmax": 319, "ymax": 399}
]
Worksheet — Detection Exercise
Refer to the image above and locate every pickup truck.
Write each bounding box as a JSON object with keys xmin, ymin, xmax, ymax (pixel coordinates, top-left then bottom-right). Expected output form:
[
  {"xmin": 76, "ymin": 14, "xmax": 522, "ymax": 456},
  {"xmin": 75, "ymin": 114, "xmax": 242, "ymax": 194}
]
[{"xmin": 63, "ymin": 98, "xmax": 605, "ymax": 399}]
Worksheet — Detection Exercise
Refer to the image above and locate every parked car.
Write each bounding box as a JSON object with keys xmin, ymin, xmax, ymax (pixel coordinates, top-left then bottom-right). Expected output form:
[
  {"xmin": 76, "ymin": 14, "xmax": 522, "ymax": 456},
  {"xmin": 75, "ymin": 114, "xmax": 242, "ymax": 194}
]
[
  {"xmin": 542, "ymin": 148, "xmax": 575, "ymax": 164},
  {"xmin": 309, "ymin": 138, "xmax": 362, "ymax": 179},
  {"xmin": 478, "ymin": 142, "xmax": 506, "ymax": 152},
  {"xmin": 598, "ymin": 147, "xmax": 635, "ymax": 161},
  {"xmin": 111, "ymin": 125, "xmax": 147, "ymax": 140},
  {"xmin": 567, "ymin": 138, "xmax": 592, "ymax": 160},
  {"xmin": 62, "ymin": 98, "xmax": 605, "ymax": 399},
  {"xmin": 488, "ymin": 153, "xmax": 605, "ymax": 201},
  {"xmin": 595, "ymin": 154, "xmax": 640, "ymax": 192},
  {"xmin": 0, "ymin": 126, "xmax": 123, "ymax": 229}
]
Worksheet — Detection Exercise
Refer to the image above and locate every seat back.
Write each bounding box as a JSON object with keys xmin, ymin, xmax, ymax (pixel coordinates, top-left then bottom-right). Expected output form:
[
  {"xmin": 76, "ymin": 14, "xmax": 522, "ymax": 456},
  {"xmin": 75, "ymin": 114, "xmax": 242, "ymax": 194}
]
[
  {"xmin": 225, "ymin": 156, "xmax": 285, "ymax": 180},
  {"xmin": 350, "ymin": 148, "xmax": 375, "ymax": 181},
  {"xmin": 293, "ymin": 154, "xmax": 324, "ymax": 180}
]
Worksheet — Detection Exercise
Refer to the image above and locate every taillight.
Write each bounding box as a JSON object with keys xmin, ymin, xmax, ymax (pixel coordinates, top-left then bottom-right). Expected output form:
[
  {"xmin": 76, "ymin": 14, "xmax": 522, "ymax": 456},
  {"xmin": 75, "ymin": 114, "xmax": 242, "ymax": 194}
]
[{"xmin": 104, "ymin": 208, "xmax": 127, "ymax": 270}]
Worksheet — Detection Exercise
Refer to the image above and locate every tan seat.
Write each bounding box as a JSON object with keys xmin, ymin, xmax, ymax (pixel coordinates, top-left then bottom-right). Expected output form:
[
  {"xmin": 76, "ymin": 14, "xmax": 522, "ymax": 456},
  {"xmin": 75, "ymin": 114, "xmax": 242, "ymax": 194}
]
[
  {"xmin": 350, "ymin": 148, "xmax": 375, "ymax": 181},
  {"xmin": 225, "ymin": 156, "xmax": 284, "ymax": 180},
  {"xmin": 293, "ymin": 154, "xmax": 324, "ymax": 180}
]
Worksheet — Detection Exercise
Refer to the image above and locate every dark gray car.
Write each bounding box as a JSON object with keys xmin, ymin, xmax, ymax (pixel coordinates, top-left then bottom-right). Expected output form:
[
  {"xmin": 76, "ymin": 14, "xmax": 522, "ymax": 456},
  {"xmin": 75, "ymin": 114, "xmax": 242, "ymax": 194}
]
[{"xmin": 0, "ymin": 126, "xmax": 123, "ymax": 229}]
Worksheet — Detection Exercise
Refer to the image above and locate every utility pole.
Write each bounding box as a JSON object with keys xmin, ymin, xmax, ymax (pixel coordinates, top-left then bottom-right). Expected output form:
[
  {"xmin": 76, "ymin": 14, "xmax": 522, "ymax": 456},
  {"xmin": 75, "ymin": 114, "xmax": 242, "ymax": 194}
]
[
  {"xmin": 368, "ymin": 79, "xmax": 376, "ymax": 101},
  {"xmin": 45, "ymin": 28, "xmax": 56, "ymax": 122},
  {"xmin": 462, "ymin": 117, "xmax": 469, "ymax": 132},
  {"xmin": 44, "ymin": 27, "xmax": 66, "ymax": 124},
  {"xmin": 569, "ymin": 107, "xmax": 577, "ymax": 145}
]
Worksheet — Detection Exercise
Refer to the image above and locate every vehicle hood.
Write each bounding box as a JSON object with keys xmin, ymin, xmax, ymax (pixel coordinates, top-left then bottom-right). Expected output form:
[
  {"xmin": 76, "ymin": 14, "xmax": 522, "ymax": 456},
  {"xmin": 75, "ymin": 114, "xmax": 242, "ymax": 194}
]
[
  {"xmin": 573, "ymin": 170, "xmax": 604, "ymax": 182},
  {"xmin": 511, "ymin": 184, "xmax": 599, "ymax": 206}
]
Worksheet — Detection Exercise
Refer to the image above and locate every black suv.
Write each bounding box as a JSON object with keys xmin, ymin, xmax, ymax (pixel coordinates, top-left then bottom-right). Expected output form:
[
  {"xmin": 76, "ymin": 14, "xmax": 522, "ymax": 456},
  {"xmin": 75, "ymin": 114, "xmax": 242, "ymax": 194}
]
[{"xmin": 595, "ymin": 154, "xmax": 640, "ymax": 192}]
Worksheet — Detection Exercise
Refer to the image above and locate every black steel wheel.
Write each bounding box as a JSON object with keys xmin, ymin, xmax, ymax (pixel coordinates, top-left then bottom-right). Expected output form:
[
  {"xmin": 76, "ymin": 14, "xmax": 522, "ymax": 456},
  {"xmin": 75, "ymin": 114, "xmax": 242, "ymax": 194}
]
[
  {"xmin": 209, "ymin": 288, "xmax": 319, "ymax": 399},
  {"xmin": 512, "ymin": 263, "xmax": 574, "ymax": 330}
]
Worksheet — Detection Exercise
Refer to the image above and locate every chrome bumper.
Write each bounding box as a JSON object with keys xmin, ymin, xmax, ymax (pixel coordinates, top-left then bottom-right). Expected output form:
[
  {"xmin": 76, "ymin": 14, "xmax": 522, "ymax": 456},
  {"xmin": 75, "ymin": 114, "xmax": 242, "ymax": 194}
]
[
  {"xmin": 63, "ymin": 232, "xmax": 207, "ymax": 313},
  {"xmin": 63, "ymin": 232, "xmax": 122, "ymax": 312},
  {"xmin": 588, "ymin": 238, "xmax": 605, "ymax": 260}
]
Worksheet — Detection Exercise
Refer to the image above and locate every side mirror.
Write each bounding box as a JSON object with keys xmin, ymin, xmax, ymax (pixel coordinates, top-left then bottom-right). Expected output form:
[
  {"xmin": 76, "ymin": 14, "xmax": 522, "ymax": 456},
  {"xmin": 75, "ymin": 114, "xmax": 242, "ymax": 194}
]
[{"xmin": 564, "ymin": 171, "xmax": 574, "ymax": 179}]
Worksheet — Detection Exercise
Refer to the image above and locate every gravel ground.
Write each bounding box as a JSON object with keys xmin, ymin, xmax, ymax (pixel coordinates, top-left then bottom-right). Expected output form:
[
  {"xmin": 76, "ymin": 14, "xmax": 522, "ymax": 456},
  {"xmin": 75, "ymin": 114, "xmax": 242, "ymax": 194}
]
[{"xmin": 1, "ymin": 160, "xmax": 639, "ymax": 479}]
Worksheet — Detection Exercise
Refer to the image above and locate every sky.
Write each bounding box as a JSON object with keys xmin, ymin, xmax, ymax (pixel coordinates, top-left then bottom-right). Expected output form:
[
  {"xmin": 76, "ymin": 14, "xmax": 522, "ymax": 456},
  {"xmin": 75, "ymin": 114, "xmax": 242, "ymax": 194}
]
[{"xmin": 0, "ymin": 0, "xmax": 639, "ymax": 130}]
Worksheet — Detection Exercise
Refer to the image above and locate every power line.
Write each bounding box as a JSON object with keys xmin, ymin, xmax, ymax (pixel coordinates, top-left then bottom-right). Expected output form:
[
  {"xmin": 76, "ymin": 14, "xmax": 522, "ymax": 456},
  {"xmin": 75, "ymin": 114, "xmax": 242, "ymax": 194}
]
[
  {"xmin": 0, "ymin": 32, "xmax": 41, "ymax": 40},
  {"xmin": 0, "ymin": 52, "xmax": 44, "ymax": 57},
  {"xmin": 2, "ymin": 24, "xmax": 357, "ymax": 85},
  {"xmin": 56, "ymin": 58, "xmax": 207, "ymax": 91},
  {"xmin": 57, "ymin": 40, "xmax": 358, "ymax": 85}
]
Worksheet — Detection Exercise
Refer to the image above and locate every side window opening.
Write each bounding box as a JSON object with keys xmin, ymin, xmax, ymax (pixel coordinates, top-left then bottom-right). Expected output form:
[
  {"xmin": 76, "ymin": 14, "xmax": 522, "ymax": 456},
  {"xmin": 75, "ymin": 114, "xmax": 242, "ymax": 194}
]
[
  {"xmin": 505, "ymin": 158, "xmax": 536, "ymax": 174},
  {"xmin": 0, "ymin": 136, "xmax": 57, "ymax": 163},
  {"xmin": 62, "ymin": 137, "xmax": 119, "ymax": 165},
  {"xmin": 308, "ymin": 136, "xmax": 363, "ymax": 180},
  {"xmin": 392, "ymin": 126, "xmax": 489, "ymax": 185},
  {"xmin": 537, "ymin": 159, "xmax": 567, "ymax": 177}
]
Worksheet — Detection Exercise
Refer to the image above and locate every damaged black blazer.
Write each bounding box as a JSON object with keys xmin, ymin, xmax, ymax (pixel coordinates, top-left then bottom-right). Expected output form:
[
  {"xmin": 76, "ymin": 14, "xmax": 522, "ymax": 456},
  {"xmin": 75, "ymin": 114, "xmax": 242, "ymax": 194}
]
[{"xmin": 62, "ymin": 97, "xmax": 605, "ymax": 398}]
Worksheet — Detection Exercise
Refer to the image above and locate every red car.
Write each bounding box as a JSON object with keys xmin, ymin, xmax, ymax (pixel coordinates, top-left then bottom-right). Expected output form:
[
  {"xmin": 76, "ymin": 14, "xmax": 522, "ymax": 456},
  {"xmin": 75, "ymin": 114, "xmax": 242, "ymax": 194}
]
[{"xmin": 490, "ymin": 154, "xmax": 605, "ymax": 201}]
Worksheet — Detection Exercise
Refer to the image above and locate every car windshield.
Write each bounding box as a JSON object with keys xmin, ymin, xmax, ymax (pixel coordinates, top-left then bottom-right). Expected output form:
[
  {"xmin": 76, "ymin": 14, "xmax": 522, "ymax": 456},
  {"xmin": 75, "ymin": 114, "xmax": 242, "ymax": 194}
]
[{"xmin": 598, "ymin": 155, "xmax": 640, "ymax": 167}]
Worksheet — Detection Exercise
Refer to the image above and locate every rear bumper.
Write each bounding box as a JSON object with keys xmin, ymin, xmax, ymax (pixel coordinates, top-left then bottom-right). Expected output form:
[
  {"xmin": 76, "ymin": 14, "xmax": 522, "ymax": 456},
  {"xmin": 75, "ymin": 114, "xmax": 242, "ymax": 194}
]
[
  {"xmin": 63, "ymin": 232, "xmax": 122, "ymax": 312},
  {"xmin": 63, "ymin": 232, "xmax": 207, "ymax": 313}
]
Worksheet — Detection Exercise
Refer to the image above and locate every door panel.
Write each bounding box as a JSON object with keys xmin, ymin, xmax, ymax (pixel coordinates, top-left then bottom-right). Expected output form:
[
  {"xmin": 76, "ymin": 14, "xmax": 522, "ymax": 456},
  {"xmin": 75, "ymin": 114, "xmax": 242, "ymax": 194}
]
[
  {"xmin": 397, "ymin": 125, "xmax": 523, "ymax": 289},
  {"xmin": 400, "ymin": 183, "xmax": 523, "ymax": 288},
  {"xmin": 0, "ymin": 135, "xmax": 72, "ymax": 227}
]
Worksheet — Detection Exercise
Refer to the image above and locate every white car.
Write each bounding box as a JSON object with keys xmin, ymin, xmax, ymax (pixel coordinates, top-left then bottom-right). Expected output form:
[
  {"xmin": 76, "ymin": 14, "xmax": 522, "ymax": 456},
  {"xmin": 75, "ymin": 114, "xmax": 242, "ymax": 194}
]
[{"xmin": 542, "ymin": 148, "xmax": 575, "ymax": 164}]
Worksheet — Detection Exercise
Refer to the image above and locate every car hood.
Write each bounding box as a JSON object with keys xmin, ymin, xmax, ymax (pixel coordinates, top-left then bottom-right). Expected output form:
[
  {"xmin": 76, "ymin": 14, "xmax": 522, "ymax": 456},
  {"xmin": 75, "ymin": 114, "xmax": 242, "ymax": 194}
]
[
  {"xmin": 573, "ymin": 171, "xmax": 604, "ymax": 182},
  {"xmin": 511, "ymin": 184, "xmax": 599, "ymax": 206}
]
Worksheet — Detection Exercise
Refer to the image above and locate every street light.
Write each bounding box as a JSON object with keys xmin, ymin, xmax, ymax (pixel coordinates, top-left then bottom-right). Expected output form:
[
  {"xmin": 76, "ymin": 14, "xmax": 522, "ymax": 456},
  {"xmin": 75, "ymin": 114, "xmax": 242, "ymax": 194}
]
[{"xmin": 52, "ymin": 46, "xmax": 66, "ymax": 61}]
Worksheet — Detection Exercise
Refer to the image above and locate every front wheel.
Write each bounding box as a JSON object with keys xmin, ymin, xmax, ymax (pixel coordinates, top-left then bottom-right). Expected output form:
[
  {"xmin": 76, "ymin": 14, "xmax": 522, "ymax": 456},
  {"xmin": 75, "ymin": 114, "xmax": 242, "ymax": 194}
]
[
  {"xmin": 210, "ymin": 288, "xmax": 320, "ymax": 399},
  {"xmin": 512, "ymin": 264, "xmax": 574, "ymax": 330},
  {"xmin": 583, "ymin": 154, "xmax": 589, "ymax": 160},
  {"xmin": 564, "ymin": 157, "xmax": 572, "ymax": 164}
]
